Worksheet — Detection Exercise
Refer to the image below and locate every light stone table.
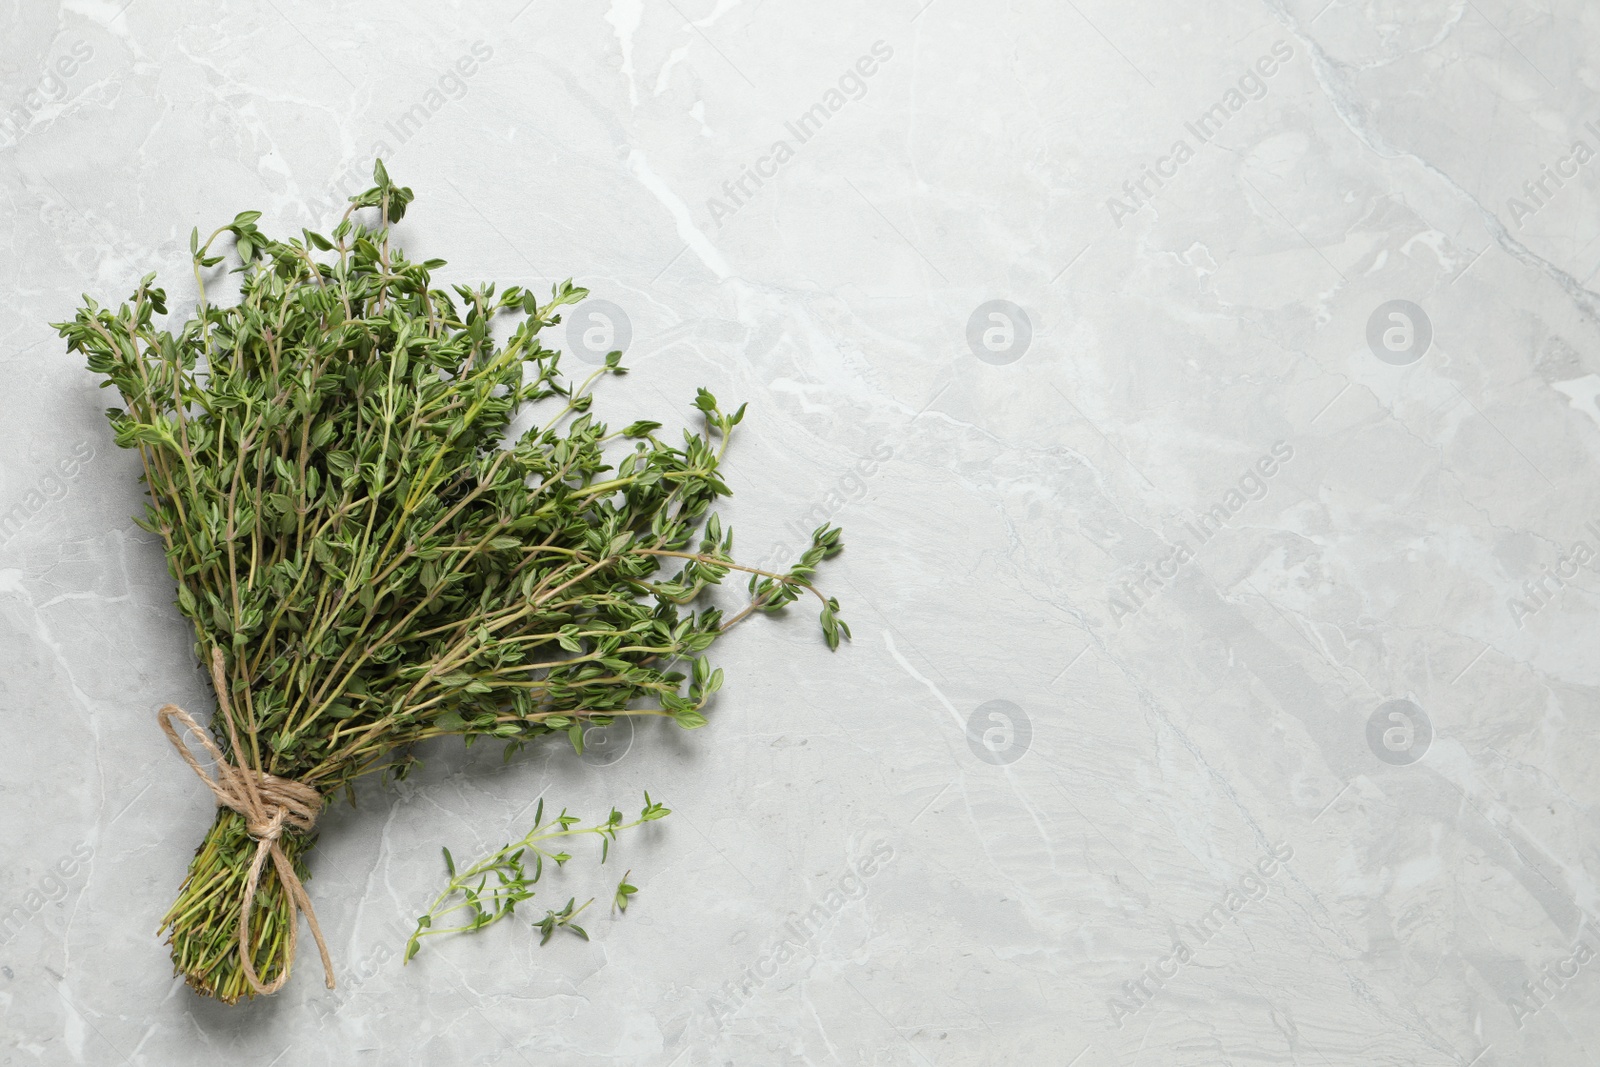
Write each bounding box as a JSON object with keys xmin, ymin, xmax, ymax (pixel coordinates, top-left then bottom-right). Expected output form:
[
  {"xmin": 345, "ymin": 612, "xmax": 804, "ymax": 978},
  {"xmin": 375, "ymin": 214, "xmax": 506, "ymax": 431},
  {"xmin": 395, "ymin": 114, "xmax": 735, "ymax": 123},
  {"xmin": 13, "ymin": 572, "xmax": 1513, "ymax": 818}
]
[{"xmin": 3, "ymin": 1, "xmax": 1599, "ymax": 1064}]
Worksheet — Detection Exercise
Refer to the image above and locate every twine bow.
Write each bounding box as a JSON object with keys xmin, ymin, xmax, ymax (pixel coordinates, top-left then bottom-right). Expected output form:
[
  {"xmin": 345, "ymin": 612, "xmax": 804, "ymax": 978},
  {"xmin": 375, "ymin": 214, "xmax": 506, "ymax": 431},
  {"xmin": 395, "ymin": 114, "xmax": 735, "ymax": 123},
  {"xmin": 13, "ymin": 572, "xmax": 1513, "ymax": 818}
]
[{"xmin": 158, "ymin": 648, "xmax": 334, "ymax": 995}]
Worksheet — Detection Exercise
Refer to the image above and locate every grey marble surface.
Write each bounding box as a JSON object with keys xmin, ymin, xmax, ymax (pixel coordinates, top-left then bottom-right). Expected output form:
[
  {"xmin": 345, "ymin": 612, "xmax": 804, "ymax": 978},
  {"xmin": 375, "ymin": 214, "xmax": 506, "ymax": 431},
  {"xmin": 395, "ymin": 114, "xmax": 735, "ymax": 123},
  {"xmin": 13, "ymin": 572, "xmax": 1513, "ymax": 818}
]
[{"xmin": 3, "ymin": 0, "xmax": 1600, "ymax": 1063}]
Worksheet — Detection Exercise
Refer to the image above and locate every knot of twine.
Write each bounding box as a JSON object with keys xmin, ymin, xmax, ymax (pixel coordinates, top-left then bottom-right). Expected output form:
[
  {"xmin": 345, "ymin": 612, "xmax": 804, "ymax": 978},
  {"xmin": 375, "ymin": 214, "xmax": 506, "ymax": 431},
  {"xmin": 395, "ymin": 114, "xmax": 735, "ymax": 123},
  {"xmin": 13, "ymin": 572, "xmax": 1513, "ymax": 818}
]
[{"xmin": 158, "ymin": 648, "xmax": 334, "ymax": 995}]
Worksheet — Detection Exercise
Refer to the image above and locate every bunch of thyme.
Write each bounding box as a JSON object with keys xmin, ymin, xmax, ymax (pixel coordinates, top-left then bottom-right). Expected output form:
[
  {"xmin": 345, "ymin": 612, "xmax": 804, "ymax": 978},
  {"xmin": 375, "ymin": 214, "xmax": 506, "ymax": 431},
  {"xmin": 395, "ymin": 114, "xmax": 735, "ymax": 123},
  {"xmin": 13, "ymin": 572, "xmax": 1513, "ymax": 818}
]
[{"xmin": 55, "ymin": 163, "xmax": 847, "ymax": 1003}]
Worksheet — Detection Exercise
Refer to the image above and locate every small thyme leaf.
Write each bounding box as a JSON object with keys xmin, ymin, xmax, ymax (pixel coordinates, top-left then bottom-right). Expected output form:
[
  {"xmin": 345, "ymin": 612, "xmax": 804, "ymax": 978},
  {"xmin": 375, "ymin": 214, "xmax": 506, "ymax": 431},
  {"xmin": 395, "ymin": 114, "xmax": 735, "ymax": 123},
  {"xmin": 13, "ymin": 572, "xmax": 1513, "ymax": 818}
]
[{"xmin": 614, "ymin": 872, "xmax": 637, "ymax": 914}]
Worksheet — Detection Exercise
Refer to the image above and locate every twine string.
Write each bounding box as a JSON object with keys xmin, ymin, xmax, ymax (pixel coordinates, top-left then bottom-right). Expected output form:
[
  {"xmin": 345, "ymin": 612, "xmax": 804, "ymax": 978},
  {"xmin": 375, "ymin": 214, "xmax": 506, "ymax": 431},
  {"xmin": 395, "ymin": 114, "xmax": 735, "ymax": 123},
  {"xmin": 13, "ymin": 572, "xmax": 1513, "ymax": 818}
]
[{"xmin": 158, "ymin": 648, "xmax": 334, "ymax": 995}]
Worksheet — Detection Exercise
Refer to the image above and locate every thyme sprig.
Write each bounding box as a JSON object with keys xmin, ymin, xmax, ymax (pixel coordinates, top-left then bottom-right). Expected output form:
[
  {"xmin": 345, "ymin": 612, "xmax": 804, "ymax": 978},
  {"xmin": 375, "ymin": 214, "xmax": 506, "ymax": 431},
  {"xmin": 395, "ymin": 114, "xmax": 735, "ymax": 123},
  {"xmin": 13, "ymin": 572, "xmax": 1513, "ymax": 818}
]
[{"xmin": 406, "ymin": 794, "xmax": 669, "ymax": 960}]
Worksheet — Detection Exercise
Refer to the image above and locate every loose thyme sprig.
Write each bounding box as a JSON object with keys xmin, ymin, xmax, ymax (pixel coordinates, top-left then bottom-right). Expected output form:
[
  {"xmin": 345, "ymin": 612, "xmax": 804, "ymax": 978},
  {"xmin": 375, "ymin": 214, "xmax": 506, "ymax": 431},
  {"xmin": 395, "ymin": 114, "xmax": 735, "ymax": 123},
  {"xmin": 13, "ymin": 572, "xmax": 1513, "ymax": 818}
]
[{"xmin": 405, "ymin": 794, "xmax": 670, "ymax": 961}]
